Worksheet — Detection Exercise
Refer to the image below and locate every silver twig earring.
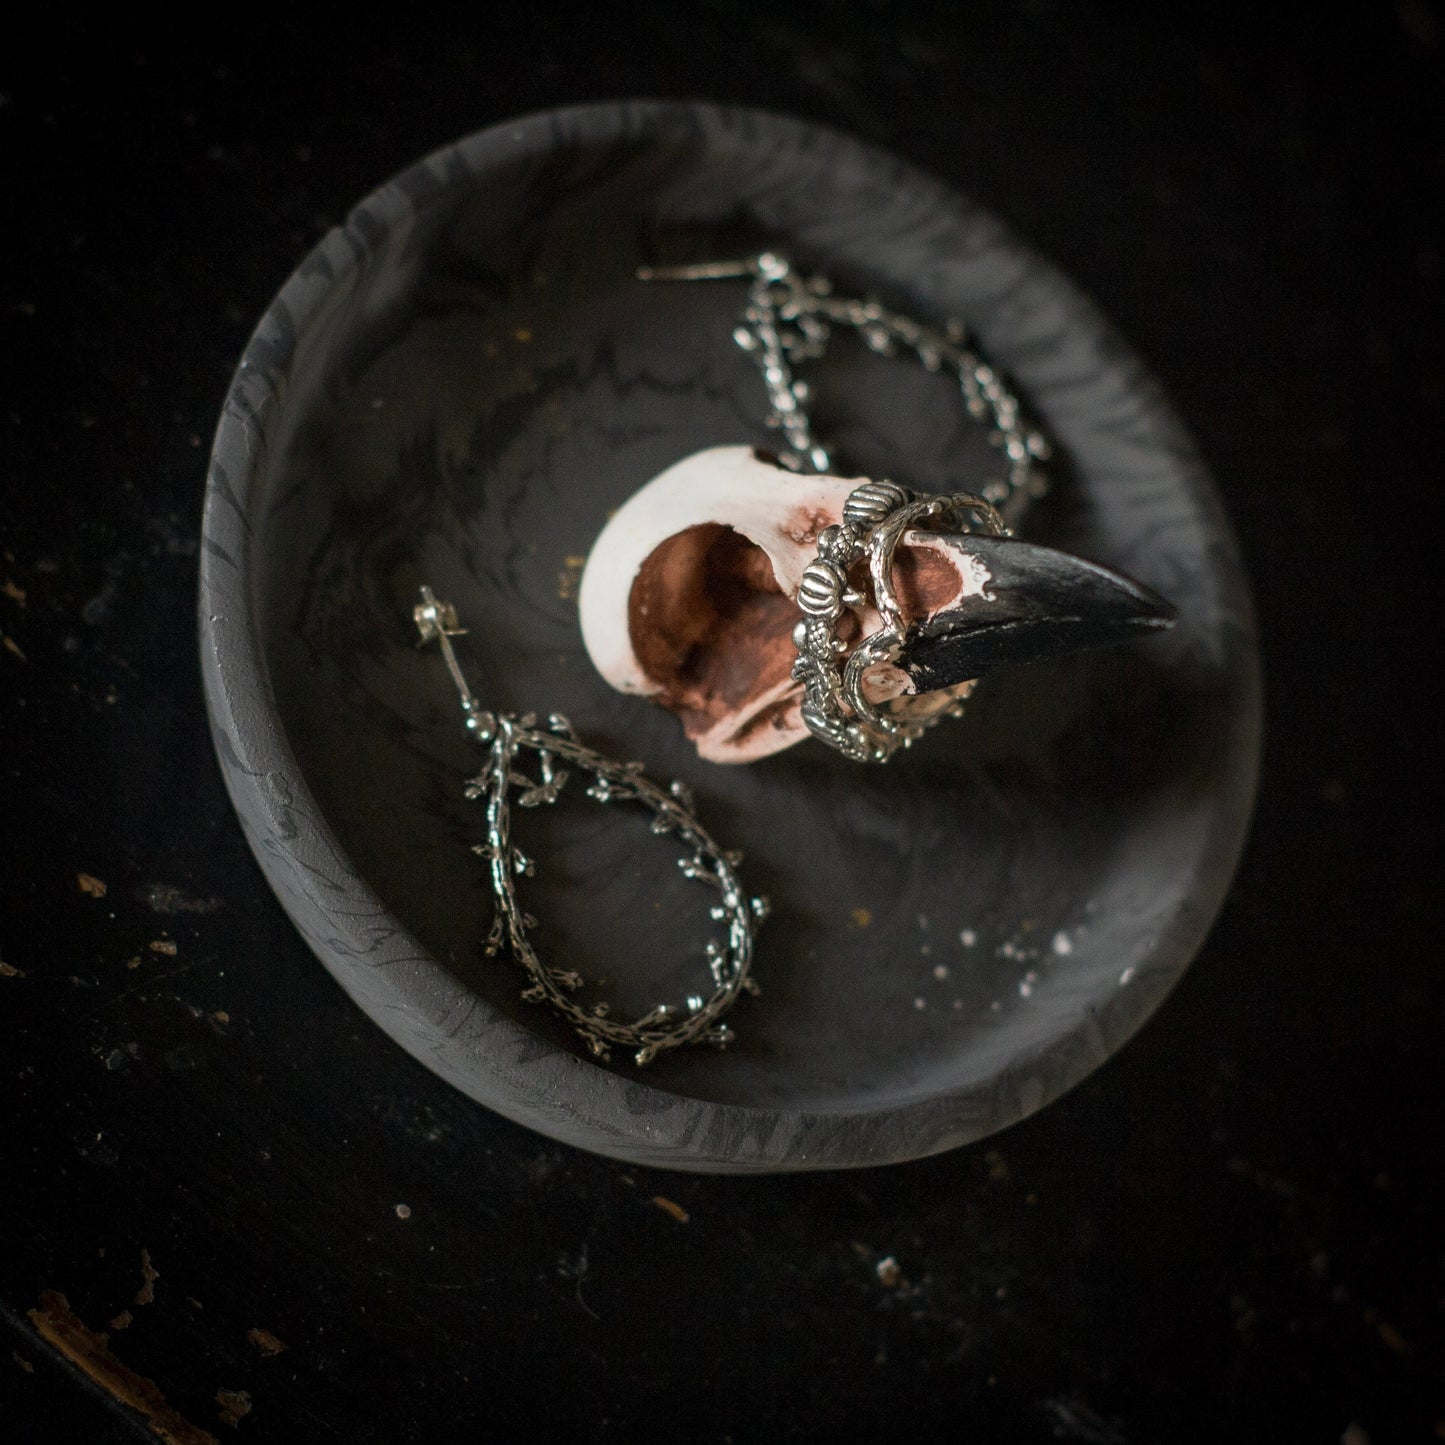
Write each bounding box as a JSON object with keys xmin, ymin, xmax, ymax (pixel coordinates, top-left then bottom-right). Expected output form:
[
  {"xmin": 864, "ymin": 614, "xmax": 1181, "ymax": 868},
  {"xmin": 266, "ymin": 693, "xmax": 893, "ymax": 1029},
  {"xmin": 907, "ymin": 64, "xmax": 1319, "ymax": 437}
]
[
  {"xmin": 413, "ymin": 587, "xmax": 765, "ymax": 1066},
  {"xmin": 638, "ymin": 250, "xmax": 1051, "ymax": 511}
]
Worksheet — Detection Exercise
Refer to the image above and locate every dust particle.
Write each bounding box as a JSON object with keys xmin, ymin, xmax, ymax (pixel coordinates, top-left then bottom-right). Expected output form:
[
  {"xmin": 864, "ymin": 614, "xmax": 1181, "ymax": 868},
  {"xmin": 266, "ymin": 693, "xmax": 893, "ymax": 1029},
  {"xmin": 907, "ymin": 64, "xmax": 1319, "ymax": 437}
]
[
  {"xmin": 556, "ymin": 554, "xmax": 586, "ymax": 601},
  {"xmin": 1366, "ymin": 1310, "xmax": 1410, "ymax": 1355},
  {"xmin": 0, "ymin": 960, "xmax": 24, "ymax": 978},
  {"xmin": 849, "ymin": 907, "xmax": 872, "ymax": 930},
  {"xmin": 960, "ymin": 928, "xmax": 977, "ymax": 947},
  {"xmin": 2, "ymin": 579, "xmax": 25, "ymax": 605},
  {"xmin": 246, "ymin": 1327, "xmax": 286, "ymax": 1357},
  {"xmin": 875, "ymin": 1256, "xmax": 903, "ymax": 1288},
  {"xmin": 125, "ymin": 956, "xmax": 141, "ymax": 970},
  {"xmin": 513, "ymin": 327, "xmax": 533, "ymax": 342},
  {"xmin": 216, "ymin": 1389, "xmax": 251, "ymax": 1428},
  {"xmin": 394, "ymin": 1203, "xmax": 411, "ymax": 1220},
  {"xmin": 652, "ymin": 1196, "xmax": 689, "ymax": 1223},
  {"xmin": 1, "ymin": 632, "xmax": 24, "ymax": 661},
  {"xmin": 141, "ymin": 884, "xmax": 223, "ymax": 916},
  {"xmin": 12, "ymin": 1352, "xmax": 34, "ymax": 1373},
  {"xmin": 148, "ymin": 940, "xmax": 178, "ymax": 956},
  {"xmin": 212, "ymin": 1011, "xmax": 230, "ymax": 1026},
  {"xmin": 110, "ymin": 1310, "xmax": 133, "ymax": 1331},
  {"xmin": 134, "ymin": 1249, "xmax": 158, "ymax": 1306},
  {"xmin": 77, "ymin": 873, "xmax": 108, "ymax": 898}
]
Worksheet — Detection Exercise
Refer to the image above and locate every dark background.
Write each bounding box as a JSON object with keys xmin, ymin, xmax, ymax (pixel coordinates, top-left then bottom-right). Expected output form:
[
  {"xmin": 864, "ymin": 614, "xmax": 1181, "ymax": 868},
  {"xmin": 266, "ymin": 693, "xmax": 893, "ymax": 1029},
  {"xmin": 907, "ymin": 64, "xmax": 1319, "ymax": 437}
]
[{"xmin": 2, "ymin": 4, "xmax": 1441, "ymax": 1441}]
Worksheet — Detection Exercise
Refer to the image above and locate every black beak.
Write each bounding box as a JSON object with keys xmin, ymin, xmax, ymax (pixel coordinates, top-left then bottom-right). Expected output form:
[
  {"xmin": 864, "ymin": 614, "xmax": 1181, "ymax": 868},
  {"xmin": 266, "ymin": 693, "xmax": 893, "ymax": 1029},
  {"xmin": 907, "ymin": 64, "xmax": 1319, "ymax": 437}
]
[{"xmin": 895, "ymin": 534, "xmax": 1177, "ymax": 696}]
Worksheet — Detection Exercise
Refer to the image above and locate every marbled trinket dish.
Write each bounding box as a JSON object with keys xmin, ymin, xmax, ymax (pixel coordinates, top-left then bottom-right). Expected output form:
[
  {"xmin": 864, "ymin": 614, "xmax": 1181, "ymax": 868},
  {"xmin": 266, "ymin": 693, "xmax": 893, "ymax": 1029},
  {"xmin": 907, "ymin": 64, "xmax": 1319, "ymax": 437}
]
[{"xmin": 199, "ymin": 102, "xmax": 1261, "ymax": 1172}]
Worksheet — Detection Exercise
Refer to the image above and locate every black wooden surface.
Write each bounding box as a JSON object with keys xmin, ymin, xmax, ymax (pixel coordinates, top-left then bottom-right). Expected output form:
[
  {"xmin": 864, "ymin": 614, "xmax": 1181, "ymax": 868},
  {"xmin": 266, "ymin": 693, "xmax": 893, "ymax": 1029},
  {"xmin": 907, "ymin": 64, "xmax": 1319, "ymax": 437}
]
[{"xmin": 2, "ymin": 5, "xmax": 1441, "ymax": 1440}]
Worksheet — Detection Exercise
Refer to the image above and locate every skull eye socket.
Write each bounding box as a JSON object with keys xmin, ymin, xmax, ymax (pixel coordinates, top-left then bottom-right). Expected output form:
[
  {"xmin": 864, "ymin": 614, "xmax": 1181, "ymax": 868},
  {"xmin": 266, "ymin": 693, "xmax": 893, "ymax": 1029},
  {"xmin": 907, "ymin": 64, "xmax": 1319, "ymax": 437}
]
[
  {"xmin": 622, "ymin": 522, "xmax": 980, "ymax": 761},
  {"xmin": 628, "ymin": 524, "xmax": 801, "ymax": 742}
]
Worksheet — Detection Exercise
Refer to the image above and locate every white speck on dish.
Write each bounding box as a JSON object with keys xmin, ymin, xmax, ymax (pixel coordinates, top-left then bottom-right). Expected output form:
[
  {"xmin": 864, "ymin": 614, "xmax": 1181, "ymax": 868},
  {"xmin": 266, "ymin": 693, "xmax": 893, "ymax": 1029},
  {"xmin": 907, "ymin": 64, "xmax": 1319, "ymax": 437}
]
[
  {"xmin": 989, "ymin": 999, "xmax": 1002, "ymax": 1012},
  {"xmin": 952, "ymin": 999, "xmax": 963, "ymax": 1010},
  {"xmin": 1052, "ymin": 930, "xmax": 1073, "ymax": 956},
  {"xmin": 1019, "ymin": 970, "xmax": 1038, "ymax": 999},
  {"xmin": 920, "ymin": 942, "xmax": 932, "ymax": 957},
  {"xmin": 913, "ymin": 996, "xmax": 927, "ymax": 1010},
  {"xmin": 1119, "ymin": 966, "xmax": 1136, "ymax": 986},
  {"xmin": 960, "ymin": 928, "xmax": 977, "ymax": 947},
  {"xmin": 917, "ymin": 913, "xmax": 929, "ymax": 930},
  {"xmin": 932, "ymin": 964, "xmax": 949, "ymax": 981}
]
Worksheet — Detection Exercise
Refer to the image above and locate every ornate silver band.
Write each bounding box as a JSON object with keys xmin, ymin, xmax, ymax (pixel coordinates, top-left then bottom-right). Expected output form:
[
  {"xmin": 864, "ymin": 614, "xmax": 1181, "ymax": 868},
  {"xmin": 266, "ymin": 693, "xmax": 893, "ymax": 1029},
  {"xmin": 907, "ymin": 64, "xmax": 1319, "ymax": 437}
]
[{"xmin": 790, "ymin": 483, "xmax": 1008, "ymax": 763}]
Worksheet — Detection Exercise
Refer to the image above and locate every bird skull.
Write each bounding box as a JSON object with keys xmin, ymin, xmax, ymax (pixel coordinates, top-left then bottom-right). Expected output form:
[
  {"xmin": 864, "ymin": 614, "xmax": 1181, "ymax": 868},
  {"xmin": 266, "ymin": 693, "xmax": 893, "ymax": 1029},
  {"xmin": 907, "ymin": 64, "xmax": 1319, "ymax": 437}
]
[{"xmin": 578, "ymin": 446, "xmax": 988, "ymax": 763}]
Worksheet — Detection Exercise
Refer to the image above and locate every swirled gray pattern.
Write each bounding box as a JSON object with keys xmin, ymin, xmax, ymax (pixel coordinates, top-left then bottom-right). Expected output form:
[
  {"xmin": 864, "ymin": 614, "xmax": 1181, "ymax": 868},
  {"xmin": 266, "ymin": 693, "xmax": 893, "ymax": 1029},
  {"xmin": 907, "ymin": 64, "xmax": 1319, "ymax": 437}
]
[{"xmin": 198, "ymin": 101, "xmax": 1260, "ymax": 1172}]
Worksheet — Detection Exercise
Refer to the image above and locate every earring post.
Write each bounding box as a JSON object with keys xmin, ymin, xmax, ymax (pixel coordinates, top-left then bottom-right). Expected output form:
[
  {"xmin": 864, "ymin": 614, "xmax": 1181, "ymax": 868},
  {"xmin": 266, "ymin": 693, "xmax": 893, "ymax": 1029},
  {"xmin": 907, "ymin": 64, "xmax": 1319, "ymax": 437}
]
[
  {"xmin": 413, "ymin": 585, "xmax": 478, "ymax": 716},
  {"xmin": 637, "ymin": 259, "xmax": 758, "ymax": 282}
]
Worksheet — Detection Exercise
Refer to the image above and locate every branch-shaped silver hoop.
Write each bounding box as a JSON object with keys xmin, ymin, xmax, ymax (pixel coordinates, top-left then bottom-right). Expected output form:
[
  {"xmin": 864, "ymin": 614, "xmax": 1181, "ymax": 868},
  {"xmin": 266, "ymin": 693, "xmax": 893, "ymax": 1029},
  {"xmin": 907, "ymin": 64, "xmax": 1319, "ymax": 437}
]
[{"xmin": 414, "ymin": 587, "xmax": 764, "ymax": 1067}]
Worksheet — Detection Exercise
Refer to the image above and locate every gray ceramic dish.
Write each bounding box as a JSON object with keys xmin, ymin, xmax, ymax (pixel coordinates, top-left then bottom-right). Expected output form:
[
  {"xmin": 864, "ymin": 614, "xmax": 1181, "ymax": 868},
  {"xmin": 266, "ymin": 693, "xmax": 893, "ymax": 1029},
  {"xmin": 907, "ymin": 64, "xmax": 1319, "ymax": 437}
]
[{"xmin": 199, "ymin": 101, "xmax": 1261, "ymax": 1173}]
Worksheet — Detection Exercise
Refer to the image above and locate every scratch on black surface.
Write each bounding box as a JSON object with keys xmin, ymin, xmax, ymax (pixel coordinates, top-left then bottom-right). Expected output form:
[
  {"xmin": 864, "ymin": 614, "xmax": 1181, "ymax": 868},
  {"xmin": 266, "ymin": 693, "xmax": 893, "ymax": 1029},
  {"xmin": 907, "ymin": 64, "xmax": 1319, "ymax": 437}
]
[
  {"xmin": 557, "ymin": 1243, "xmax": 600, "ymax": 1320},
  {"xmin": 82, "ymin": 961, "xmax": 199, "ymax": 1023},
  {"xmin": 26, "ymin": 1290, "xmax": 217, "ymax": 1445}
]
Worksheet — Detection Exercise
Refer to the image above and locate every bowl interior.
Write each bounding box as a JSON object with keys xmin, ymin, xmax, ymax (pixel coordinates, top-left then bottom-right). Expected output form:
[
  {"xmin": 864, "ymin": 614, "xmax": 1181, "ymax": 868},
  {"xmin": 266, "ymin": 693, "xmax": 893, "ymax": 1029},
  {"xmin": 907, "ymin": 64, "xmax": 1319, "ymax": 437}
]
[{"xmin": 216, "ymin": 106, "xmax": 1258, "ymax": 1157}]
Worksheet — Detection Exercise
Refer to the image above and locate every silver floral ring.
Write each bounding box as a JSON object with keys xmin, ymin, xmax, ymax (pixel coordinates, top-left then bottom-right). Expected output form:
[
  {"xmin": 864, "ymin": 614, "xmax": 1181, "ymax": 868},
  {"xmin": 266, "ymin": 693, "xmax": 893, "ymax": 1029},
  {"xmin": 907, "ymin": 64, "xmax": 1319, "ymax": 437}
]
[{"xmin": 791, "ymin": 481, "xmax": 1008, "ymax": 763}]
